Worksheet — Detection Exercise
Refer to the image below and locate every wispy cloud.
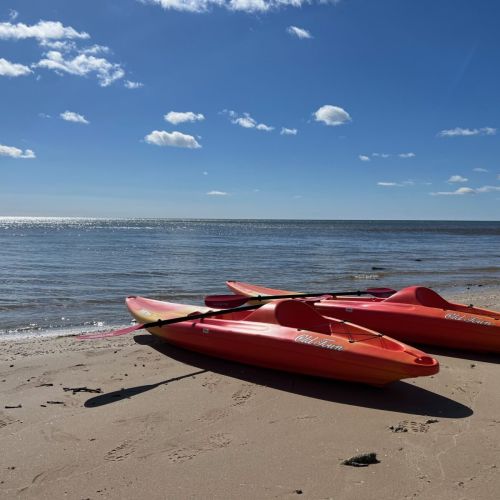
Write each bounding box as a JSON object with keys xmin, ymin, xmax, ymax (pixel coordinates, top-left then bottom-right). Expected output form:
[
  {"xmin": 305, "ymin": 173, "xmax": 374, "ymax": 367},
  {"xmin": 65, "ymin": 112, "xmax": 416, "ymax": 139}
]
[
  {"xmin": 145, "ymin": 130, "xmax": 201, "ymax": 149},
  {"xmin": 447, "ymin": 175, "xmax": 468, "ymax": 183},
  {"xmin": 207, "ymin": 190, "xmax": 228, "ymax": 196},
  {"xmin": 34, "ymin": 51, "xmax": 125, "ymax": 87},
  {"xmin": 8, "ymin": 10, "xmax": 19, "ymax": 22},
  {"xmin": 0, "ymin": 20, "xmax": 89, "ymax": 41},
  {"xmin": 223, "ymin": 110, "xmax": 274, "ymax": 132},
  {"xmin": 280, "ymin": 127, "xmax": 298, "ymax": 135},
  {"xmin": 144, "ymin": 0, "xmax": 341, "ymax": 14},
  {"xmin": 363, "ymin": 152, "xmax": 415, "ymax": 159},
  {"xmin": 0, "ymin": 144, "xmax": 36, "ymax": 159},
  {"xmin": 431, "ymin": 186, "xmax": 500, "ymax": 195},
  {"xmin": 164, "ymin": 111, "xmax": 205, "ymax": 125},
  {"xmin": 287, "ymin": 26, "xmax": 312, "ymax": 39},
  {"xmin": 473, "ymin": 167, "xmax": 488, "ymax": 172},
  {"xmin": 438, "ymin": 127, "xmax": 496, "ymax": 137},
  {"xmin": 477, "ymin": 185, "xmax": 500, "ymax": 192},
  {"xmin": 124, "ymin": 80, "xmax": 144, "ymax": 89},
  {"xmin": 377, "ymin": 180, "xmax": 414, "ymax": 187},
  {"xmin": 0, "ymin": 57, "xmax": 32, "ymax": 77},
  {"xmin": 60, "ymin": 110, "xmax": 89, "ymax": 125},
  {"xmin": 314, "ymin": 105, "xmax": 351, "ymax": 126}
]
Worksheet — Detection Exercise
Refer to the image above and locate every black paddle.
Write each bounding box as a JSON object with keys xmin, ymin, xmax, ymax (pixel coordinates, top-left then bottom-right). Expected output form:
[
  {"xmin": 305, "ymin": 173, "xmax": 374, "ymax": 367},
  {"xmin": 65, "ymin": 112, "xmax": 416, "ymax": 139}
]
[
  {"xmin": 204, "ymin": 287, "xmax": 397, "ymax": 308},
  {"xmin": 77, "ymin": 302, "xmax": 265, "ymax": 340}
]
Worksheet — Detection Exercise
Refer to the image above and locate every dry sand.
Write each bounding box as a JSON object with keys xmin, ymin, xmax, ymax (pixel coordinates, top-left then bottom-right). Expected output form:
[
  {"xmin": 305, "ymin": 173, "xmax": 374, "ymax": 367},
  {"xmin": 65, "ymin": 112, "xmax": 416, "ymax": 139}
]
[{"xmin": 1, "ymin": 287, "xmax": 499, "ymax": 499}]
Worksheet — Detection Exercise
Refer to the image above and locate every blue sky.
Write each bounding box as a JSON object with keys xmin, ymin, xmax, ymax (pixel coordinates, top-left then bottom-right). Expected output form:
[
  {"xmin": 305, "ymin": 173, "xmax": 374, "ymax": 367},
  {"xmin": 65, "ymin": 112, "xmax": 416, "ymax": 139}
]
[{"xmin": 0, "ymin": 0, "xmax": 499, "ymax": 219}]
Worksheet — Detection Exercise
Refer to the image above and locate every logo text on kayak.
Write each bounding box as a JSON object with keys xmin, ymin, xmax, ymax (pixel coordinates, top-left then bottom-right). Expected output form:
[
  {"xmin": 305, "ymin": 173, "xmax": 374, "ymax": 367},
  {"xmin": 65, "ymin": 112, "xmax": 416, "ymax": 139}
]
[
  {"xmin": 445, "ymin": 312, "xmax": 492, "ymax": 326},
  {"xmin": 295, "ymin": 334, "xmax": 344, "ymax": 351}
]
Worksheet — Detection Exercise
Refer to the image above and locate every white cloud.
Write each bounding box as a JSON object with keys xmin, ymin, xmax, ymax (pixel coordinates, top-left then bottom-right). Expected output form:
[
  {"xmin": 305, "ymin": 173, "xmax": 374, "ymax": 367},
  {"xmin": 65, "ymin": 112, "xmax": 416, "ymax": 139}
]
[
  {"xmin": 314, "ymin": 105, "xmax": 351, "ymax": 126},
  {"xmin": 8, "ymin": 10, "xmax": 19, "ymax": 21},
  {"xmin": 448, "ymin": 175, "xmax": 468, "ymax": 183},
  {"xmin": 0, "ymin": 144, "xmax": 36, "ymax": 159},
  {"xmin": 476, "ymin": 185, "xmax": 500, "ymax": 193},
  {"xmin": 164, "ymin": 111, "xmax": 205, "ymax": 124},
  {"xmin": 224, "ymin": 110, "xmax": 273, "ymax": 131},
  {"xmin": 60, "ymin": 110, "xmax": 89, "ymax": 125},
  {"xmin": 377, "ymin": 180, "xmax": 414, "ymax": 187},
  {"xmin": 256, "ymin": 123, "xmax": 274, "ymax": 131},
  {"xmin": 145, "ymin": 0, "xmax": 341, "ymax": 14},
  {"xmin": 281, "ymin": 127, "xmax": 298, "ymax": 135},
  {"xmin": 0, "ymin": 57, "xmax": 32, "ymax": 77},
  {"xmin": 398, "ymin": 152, "xmax": 416, "ymax": 158},
  {"xmin": 287, "ymin": 26, "xmax": 312, "ymax": 39},
  {"xmin": 81, "ymin": 44, "xmax": 110, "ymax": 55},
  {"xmin": 358, "ymin": 155, "xmax": 370, "ymax": 162},
  {"xmin": 145, "ymin": 130, "xmax": 201, "ymax": 149},
  {"xmin": 0, "ymin": 20, "xmax": 89, "ymax": 41},
  {"xmin": 431, "ymin": 187, "xmax": 476, "ymax": 196},
  {"xmin": 34, "ymin": 51, "xmax": 125, "ymax": 87},
  {"xmin": 372, "ymin": 153, "xmax": 390, "ymax": 158},
  {"xmin": 438, "ymin": 127, "xmax": 497, "ymax": 137},
  {"xmin": 124, "ymin": 80, "xmax": 144, "ymax": 89},
  {"xmin": 38, "ymin": 39, "xmax": 77, "ymax": 52},
  {"xmin": 377, "ymin": 182, "xmax": 399, "ymax": 187},
  {"xmin": 207, "ymin": 190, "xmax": 228, "ymax": 196},
  {"xmin": 431, "ymin": 186, "xmax": 500, "ymax": 195},
  {"xmin": 234, "ymin": 114, "xmax": 256, "ymax": 128},
  {"xmin": 473, "ymin": 167, "xmax": 488, "ymax": 172}
]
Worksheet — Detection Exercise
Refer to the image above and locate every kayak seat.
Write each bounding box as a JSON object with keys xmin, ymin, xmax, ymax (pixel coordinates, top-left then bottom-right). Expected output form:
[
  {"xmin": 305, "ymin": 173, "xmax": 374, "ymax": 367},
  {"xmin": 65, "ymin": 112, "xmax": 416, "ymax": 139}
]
[
  {"xmin": 383, "ymin": 286, "xmax": 450, "ymax": 309},
  {"xmin": 246, "ymin": 300, "xmax": 331, "ymax": 335}
]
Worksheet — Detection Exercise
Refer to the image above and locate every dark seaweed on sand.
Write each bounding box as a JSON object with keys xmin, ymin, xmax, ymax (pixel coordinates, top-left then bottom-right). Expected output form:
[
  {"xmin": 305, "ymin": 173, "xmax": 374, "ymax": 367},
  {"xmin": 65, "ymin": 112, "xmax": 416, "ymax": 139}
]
[{"xmin": 342, "ymin": 452, "xmax": 380, "ymax": 467}]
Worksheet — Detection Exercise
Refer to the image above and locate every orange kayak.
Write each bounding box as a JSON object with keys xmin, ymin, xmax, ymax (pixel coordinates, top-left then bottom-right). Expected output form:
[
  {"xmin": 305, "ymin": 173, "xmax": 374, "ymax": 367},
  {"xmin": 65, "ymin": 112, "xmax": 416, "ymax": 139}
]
[
  {"xmin": 226, "ymin": 281, "xmax": 500, "ymax": 353},
  {"xmin": 126, "ymin": 296, "xmax": 438, "ymax": 386}
]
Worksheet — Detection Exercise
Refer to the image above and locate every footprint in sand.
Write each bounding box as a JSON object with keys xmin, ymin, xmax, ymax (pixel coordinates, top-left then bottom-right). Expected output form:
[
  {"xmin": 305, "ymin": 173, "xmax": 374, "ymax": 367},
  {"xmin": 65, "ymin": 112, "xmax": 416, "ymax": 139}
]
[
  {"xmin": 104, "ymin": 441, "xmax": 136, "ymax": 462},
  {"xmin": 167, "ymin": 447, "xmax": 202, "ymax": 463},
  {"xmin": 199, "ymin": 407, "xmax": 230, "ymax": 424},
  {"xmin": 166, "ymin": 433, "xmax": 234, "ymax": 464},
  {"xmin": 389, "ymin": 419, "xmax": 439, "ymax": 433},
  {"xmin": 207, "ymin": 432, "xmax": 233, "ymax": 450},
  {"xmin": 201, "ymin": 373, "xmax": 223, "ymax": 393},
  {"xmin": 231, "ymin": 384, "xmax": 255, "ymax": 407}
]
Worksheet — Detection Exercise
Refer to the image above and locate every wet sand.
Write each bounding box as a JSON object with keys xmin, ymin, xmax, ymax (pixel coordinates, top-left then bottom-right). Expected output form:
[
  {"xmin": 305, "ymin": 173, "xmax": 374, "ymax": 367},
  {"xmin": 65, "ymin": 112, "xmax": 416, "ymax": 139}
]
[{"xmin": 1, "ymin": 287, "xmax": 499, "ymax": 499}]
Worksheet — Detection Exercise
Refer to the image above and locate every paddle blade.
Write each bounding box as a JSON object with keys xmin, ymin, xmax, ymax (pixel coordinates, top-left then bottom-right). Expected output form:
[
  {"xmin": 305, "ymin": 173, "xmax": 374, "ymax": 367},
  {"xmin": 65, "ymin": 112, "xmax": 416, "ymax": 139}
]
[
  {"xmin": 77, "ymin": 323, "xmax": 144, "ymax": 340},
  {"xmin": 365, "ymin": 287, "xmax": 397, "ymax": 298},
  {"xmin": 204, "ymin": 294, "xmax": 249, "ymax": 308}
]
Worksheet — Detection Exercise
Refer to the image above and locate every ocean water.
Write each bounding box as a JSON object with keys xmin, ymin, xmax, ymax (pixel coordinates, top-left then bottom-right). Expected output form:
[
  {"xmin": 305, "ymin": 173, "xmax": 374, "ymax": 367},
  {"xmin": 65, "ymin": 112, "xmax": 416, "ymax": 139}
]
[{"xmin": 1, "ymin": 217, "xmax": 499, "ymax": 340}]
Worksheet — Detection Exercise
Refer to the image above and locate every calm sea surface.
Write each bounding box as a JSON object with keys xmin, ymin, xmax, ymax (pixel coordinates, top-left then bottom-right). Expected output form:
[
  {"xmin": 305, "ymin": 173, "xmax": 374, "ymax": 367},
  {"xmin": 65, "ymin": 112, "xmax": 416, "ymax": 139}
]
[{"xmin": 1, "ymin": 217, "xmax": 499, "ymax": 339}]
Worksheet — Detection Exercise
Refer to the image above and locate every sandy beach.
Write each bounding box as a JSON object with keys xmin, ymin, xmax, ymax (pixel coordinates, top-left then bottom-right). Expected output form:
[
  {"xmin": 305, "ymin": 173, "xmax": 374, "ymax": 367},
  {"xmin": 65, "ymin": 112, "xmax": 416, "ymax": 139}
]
[{"xmin": 1, "ymin": 287, "xmax": 499, "ymax": 499}]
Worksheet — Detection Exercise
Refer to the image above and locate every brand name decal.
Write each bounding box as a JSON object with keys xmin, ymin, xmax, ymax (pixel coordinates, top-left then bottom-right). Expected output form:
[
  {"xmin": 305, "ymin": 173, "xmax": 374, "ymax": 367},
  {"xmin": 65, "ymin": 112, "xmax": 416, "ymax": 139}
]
[
  {"xmin": 295, "ymin": 334, "xmax": 344, "ymax": 351},
  {"xmin": 445, "ymin": 312, "xmax": 492, "ymax": 326}
]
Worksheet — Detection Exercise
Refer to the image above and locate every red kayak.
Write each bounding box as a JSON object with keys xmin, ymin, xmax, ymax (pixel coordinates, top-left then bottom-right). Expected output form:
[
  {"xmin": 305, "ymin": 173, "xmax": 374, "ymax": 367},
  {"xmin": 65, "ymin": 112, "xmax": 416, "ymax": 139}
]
[
  {"xmin": 226, "ymin": 281, "xmax": 500, "ymax": 353},
  {"xmin": 126, "ymin": 296, "xmax": 438, "ymax": 386}
]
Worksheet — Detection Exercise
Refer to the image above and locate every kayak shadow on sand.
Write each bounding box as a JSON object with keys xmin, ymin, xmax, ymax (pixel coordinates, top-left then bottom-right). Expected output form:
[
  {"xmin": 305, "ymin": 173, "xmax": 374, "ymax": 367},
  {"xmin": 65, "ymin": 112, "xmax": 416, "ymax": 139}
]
[{"xmin": 85, "ymin": 334, "xmax": 472, "ymax": 419}]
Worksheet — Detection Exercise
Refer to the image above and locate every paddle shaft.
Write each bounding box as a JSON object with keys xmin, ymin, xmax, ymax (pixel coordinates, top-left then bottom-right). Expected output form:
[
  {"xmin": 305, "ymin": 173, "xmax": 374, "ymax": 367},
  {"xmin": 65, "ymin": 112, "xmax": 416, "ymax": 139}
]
[
  {"xmin": 78, "ymin": 302, "xmax": 265, "ymax": 340},
  {"xmin": 204, "ymin": 287, "xmax": 396, "ymax": 308},
  {"xmin": 236, "ymin": 290, "xmax": 379, "ymax": 301},
  {"xmin": 141, "ymin": 303, "xmax": 264, "ymax": 329}
]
